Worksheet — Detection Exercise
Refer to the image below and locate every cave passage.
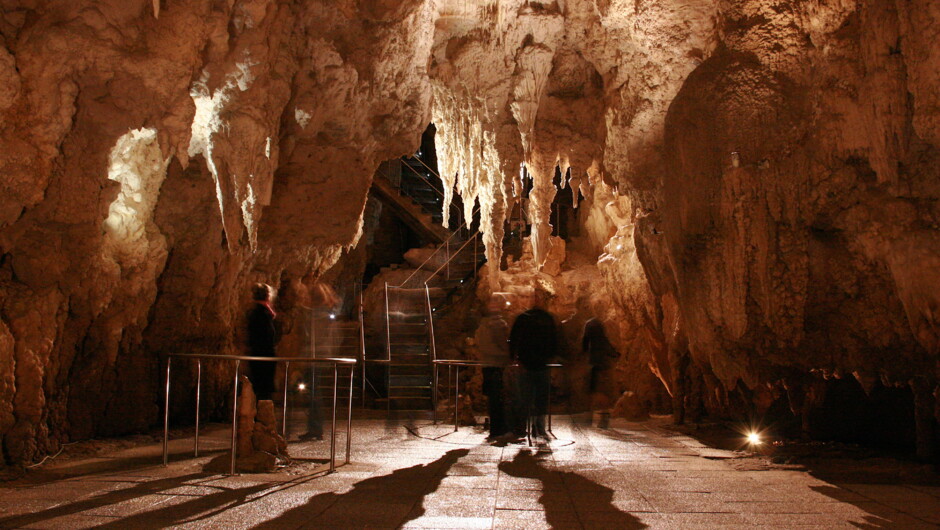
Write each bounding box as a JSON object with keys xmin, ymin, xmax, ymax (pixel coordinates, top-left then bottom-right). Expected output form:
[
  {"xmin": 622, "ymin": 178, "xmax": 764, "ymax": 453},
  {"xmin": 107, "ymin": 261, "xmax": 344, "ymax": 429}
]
[{"xmin": 1, "ymin": 0, "xmax": 939, "ymax": 526}]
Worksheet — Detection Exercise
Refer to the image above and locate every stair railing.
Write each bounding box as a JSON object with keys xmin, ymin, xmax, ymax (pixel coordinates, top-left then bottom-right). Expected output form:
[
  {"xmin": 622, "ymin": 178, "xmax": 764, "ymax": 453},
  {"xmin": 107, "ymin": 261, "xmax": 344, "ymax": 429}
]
[
  {"xmin": 425, "ymin": 284, "xmax": 438, "ymax": 416},
  {"xmin": 425, "ymin": 233, "xmax": 481, "ymax": 289},
  {"xmin": 400, "ymin": 159, "xmax": 463, "ymax": 229},
  {"xmin": 396, "ymin": 204, "xmax": 482, "ymax": 289}
]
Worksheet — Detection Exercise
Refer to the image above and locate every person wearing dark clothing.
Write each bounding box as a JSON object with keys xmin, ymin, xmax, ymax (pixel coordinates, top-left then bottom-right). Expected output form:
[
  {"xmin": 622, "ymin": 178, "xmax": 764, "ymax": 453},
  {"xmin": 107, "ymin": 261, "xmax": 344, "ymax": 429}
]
[
  {"xmin": 247, "ymin": 283, "xmax": 278, "ymax": 401},
  {"xmin": 475, "ymin": 296, "xmax": 511, "ymax": 440},
  {"xmin": 509, "ymin": 295, "xmax": 559, "ymax": 441},
  {"xmin": 582, "ymin": 318, "xmax": 618, "ymax": 394},
  {"xmin": 582, "ymin": 318, "xmax": 618, "ymax": 427}
]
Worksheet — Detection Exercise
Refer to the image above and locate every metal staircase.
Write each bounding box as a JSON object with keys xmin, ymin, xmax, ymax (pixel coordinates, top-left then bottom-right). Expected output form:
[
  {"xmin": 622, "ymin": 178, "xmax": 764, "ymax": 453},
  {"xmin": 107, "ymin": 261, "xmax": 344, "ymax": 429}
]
[
  {"xmin": 367, "ymin": 153, "xmax": 486, "ymax": 410},
  {"xmin": 383, "ymin": 218, "xmax": 484, "ymax": 410}
]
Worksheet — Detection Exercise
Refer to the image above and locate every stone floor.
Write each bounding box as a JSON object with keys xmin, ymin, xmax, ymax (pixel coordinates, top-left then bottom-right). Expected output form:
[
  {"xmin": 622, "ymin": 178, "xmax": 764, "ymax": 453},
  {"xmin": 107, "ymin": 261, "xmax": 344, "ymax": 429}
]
[{"xmin": 1, "ymin": 414, "xmax": 938, "ymax": 529}]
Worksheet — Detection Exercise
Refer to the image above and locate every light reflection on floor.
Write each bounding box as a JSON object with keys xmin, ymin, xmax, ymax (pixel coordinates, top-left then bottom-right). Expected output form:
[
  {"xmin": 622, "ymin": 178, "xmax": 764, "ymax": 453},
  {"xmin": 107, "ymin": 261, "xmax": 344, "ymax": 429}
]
[{"xmin": 0, "ymin": 414, "xmax": 937, "ymax": 529}]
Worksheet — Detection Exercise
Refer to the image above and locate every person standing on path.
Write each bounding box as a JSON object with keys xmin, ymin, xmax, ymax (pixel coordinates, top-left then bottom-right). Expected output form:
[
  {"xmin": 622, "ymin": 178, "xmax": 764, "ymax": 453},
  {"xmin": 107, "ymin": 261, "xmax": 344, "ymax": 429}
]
[
  {"xmin": 582, "ymin": 317, "xmax": 618, "ymax": 427},
  {"xmin": 474, "ymin": 294, "xmax": 512, "ymax": 440},
  {"xmin": 508, "ymin": 288, "xmax": 559, "ymax": 441},
  {"xmin": 247, "ymin": 282, "xmax": 280, "ymax": 401}
]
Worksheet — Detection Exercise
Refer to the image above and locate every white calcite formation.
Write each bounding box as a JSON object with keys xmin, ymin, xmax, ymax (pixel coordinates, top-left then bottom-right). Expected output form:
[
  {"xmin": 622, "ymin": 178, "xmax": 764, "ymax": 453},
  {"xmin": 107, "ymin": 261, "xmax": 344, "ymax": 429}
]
[{"xmin": 0, "ymin": 0, "xmax": 938, "ymax": 464}]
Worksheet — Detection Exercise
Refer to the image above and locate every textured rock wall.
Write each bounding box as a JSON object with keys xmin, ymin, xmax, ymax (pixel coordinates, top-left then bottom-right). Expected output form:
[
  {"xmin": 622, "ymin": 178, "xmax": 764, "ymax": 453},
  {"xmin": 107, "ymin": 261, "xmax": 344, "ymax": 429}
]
[
  {"xmin": 0, "ymin": 0, "xmax": 435, "ymax": 465},
  {"xmin": 0, "ymin": 0, "xmax": 938, "ymax": 464},
  {"xmin": 427, "ymin": 0, "xmax": 939, "ymax": 441}
]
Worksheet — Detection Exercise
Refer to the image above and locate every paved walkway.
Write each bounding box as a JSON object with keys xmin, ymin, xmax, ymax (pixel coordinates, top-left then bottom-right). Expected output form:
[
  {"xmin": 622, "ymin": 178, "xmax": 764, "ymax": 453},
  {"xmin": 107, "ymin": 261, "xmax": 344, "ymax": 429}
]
[{"xmin": 1, "ymin": 415, "xmax": 938, "ymax": 529}]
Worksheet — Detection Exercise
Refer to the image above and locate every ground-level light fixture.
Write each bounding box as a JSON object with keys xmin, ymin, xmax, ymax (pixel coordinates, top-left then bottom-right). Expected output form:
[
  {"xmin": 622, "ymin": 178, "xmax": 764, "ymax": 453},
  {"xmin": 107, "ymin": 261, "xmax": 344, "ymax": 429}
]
[
  {"xmin": 746, "ymin": 432, "xmax": 762, "ymax": 445},
  {"xmin": 329, "ymin": 313, "xmax": 336, "ymax": 320},
  {"xmin": 298, "ymin": 383, "xmax": 307, "ymax": 391}
]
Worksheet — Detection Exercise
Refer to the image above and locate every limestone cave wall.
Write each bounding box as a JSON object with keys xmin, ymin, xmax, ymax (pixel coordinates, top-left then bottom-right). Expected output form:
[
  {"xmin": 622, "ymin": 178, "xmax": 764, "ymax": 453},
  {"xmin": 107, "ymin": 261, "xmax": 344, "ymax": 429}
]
[
  {"xmin": 0, "ymin": 0, "xmax": 938, "ymax": 465},
  {"xmin": 0, "ymin": 0, "xmax": 434, "ymax": 465}
]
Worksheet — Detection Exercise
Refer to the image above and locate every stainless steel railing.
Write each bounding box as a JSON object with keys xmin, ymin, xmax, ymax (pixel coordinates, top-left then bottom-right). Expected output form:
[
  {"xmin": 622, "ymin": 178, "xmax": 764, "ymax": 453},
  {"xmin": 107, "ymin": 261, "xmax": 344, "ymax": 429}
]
[{"xmin": 162, "ymin": 353, "xmax": 356, "ymax": 475}]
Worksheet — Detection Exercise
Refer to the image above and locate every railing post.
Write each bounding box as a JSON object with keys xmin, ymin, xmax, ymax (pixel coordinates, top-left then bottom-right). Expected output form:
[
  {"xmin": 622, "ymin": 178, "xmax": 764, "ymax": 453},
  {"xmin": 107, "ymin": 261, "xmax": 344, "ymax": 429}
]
[
  {"xmin": 195, "ymin": 360, "xmax": 201, "ymax": 457},
  {"xmin": 163, "ymin": 357, "xmax": 171, "ymax": 466},
  {"xmin": 454, "ymin": 365, "xmax": 460, "ymax": 432},
  {"xmin": 230, "ymin": 360, "xmax": 240, "ymax": 476},
  {"xmin": 330, "ymin": 363, "xmax": 338, "ymax": 473},
  {"xmin": 446, "ymin": 239, "xmax": 450, "ymax": 281},
  {"xmin": 425, "ymin": 284, "xmax": 437, "ymax": 363},
  {"xmin": 384, "ymin": 283, "xmax": 391, "ymax": 361},
  {"xmin": 282, "ymin": 361, "xmax": 290, "ymax": 437},
  {"xmin": 359, "ymin": 287, "xmax": 367, "ymax": 407},
  {"xmin": 384, "ymin": 283, "xmax": 392, "ymax": 412},
  {"xmin": 425, "ymin": 284, "xmax": 438, "ymax": 419},
  {"xmin": 346, "ymin": 365, "xmax": 354, "ymax": 464}
]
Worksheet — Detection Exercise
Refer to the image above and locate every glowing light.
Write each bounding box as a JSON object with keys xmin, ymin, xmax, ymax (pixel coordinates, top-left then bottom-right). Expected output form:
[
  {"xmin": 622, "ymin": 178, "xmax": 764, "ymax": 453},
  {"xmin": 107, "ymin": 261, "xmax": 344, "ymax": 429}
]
[
  {"xmin": 616, "ymin": 244, "xmax": 623, "ymax": 250},
  {"xmin": 297, "ymin": 383, "xmax": 307, "ymax": 391},
  {"xmin": 329, "ymin": 313, "xmax": 336, "ymax": 320},
  {"xmin": 746, "ymin": 432, "xmax": 761, "ymax": 445},
  {"xmin": 505, "ymin": 301, "xmax": 511, "ymax": 306}
]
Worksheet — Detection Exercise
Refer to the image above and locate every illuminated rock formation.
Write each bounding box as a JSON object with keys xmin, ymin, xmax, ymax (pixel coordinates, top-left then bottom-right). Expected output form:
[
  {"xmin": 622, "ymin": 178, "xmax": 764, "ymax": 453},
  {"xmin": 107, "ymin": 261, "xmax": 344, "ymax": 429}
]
[{"xmin": 0, "ymin": 0, "xmax": 937, "ymax": 464}]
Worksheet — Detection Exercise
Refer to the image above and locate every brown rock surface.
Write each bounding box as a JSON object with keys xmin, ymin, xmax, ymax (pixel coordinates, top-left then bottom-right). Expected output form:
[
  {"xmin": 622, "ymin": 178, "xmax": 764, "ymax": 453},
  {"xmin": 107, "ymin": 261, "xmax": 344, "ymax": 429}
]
[{"xmin": 0, "ymin": 0, "xmax": 937, "ymax": 464}]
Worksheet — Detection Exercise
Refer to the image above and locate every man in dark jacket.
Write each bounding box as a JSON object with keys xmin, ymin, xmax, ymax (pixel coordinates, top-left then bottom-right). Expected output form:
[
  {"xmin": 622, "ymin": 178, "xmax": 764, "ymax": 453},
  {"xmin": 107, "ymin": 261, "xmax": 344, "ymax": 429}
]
[
  {"xmin": 247, "ymin": 283, "xmax": 278, "ymax": 400},
  {"xmin": 508, "ymin": 288, "xmax": 559, "ymax": 441}
]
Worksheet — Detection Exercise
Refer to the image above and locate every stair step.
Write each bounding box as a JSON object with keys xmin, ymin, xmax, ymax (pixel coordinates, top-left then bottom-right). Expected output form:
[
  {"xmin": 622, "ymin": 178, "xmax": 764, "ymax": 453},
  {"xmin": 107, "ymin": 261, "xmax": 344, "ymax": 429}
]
[
  {"xmin": 389, "ymin": 365, "xmax": 430, "ymax": 375},
  {"xmin": 388, "ymin": 386, "xmax": 431, "ymax": 392},
  {"xmin": 388, "ymin": 355, "xmax": 430, "ymax": 361},
  {"xmin": 389, "ymin": 375, "xmax": 432, "ymax": 386},
  {"xmin": 387, "ymin": 397, "xmax": 433, "ymax": 410}
]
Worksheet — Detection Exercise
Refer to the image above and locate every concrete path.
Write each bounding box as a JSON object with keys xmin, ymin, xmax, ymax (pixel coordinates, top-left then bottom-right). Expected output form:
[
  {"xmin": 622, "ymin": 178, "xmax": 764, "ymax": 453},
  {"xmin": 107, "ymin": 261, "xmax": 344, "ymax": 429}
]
[{"xmin": 0, "ymin": 415, "xmax": 938, "ymax": 529}]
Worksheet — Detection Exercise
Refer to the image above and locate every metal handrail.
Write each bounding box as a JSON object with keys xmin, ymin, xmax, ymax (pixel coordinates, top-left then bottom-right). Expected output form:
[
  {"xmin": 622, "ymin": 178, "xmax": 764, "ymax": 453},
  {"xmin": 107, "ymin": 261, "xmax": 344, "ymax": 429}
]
[
  {"xmin": 424, "ymin": 285, "xmax": 438, "ymax": 363},
  {"xmin": 384, "ymin": 282, "xmax": 392, "ymax": 361},
  {"xmin": 400, "ymin": 159, "xmax": 447, "ymax": 202},
  {"xmin": 400, "ymin": 160, "xmax": 462, "ymax": 228},
  {"xmin": 162, "ymin": 353, "xmax": 356, "ymax": 476},
  {"xmin": 396, "ymin": 204, "xmax": 482, "ymax": 288},
  {"xmin": 425, "ymin": 233, "xmax": 480, "ymax": 285},
  {"xmin": 424, "ymin": 284, "xmax": 438, "ymax": 421},
  {"xmin": 411, "ymin": 153, "xmax": 446, "ymax": 183}
]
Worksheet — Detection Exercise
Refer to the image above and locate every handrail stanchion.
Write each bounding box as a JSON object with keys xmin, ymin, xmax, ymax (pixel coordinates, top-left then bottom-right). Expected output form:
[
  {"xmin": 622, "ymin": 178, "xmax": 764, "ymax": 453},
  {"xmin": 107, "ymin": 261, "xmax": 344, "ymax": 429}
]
[
  {"xmin": 432, "ymin": 362, "xmax": 438, "ymax": 424},
  {"xmin": 384, "ymin": 283, "xmax": 392, "ymax": 412},
  {"xmin": 425, "ymin": 284, "xmax": 438, "ymax": 422},
  {"xmin": 346, "ymin": 365, "xmax": 354, "ymax": 464},
  {"xmin": 330, "ymin": 363, "xmax": 338, "ymax": 473},
  {"xmin": 282, "ymin": 361, "xmax": 290, "ymax": 437},
  {"xmin": 359, "ymin": 287, "xmax": 367, "ymax": 406},
  {"xmin": 425, "ymin": 285, "xmax": 438, "ymax": 363},
  {"xmin": 446, "ymin": 239, "xmax": 450, "ymax": 281},
  {"xmin": 230, "ymin": 360, "xmax": 240, "ymax": 476},
  {"xmin": 163, "ymin": 358, "xmax": 171, "ymax": 466},
  {"xmin": 454, "ymin": 365, "xmax": 460, "ymax": 432},
  {"xmin": 195, "ymin": 360, "xmax": 201, "ymax": 457}
]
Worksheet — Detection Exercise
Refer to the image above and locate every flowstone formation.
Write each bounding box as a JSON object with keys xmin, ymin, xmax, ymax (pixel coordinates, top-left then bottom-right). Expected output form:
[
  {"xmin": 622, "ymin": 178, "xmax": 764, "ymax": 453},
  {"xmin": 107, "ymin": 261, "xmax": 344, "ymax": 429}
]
[{"xmin": 0, "ymin": 0, "xmax": 938, "ymax": 465}]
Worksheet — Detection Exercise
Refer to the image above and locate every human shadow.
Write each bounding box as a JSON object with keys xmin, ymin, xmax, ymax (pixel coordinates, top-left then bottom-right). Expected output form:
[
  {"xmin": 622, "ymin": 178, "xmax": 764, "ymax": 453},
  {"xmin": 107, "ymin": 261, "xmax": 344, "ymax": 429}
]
[
  {"xmin": 499, "ymin": 450, "xmax": 646, "ymax": 529},
  {"xmin": 0, "ymin": 472, "xmax": 220, "ymax": 528},
  {"xmin": 8, "ymin": 447, "xmax": 226, "ymax": 487},
  {"xmin": 254, "ymin": 447, "xmax": 471, "ymax": 528}
]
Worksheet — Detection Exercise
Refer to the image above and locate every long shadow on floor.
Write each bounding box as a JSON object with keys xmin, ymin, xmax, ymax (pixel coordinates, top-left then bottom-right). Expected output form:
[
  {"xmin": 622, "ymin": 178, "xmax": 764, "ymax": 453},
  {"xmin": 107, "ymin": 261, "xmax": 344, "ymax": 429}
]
[
  {"xmin": 7, "ymin": 447, "xmax": 227, "ymax": 487},
  {"xmin": 0, "ymin": 472, "xmax": 226, "ymax": 528},
  {"xmin": 500, "ymin": 450, "xmax": 646, "ymax": 529},
  {"xmin": 254, "ymin": 447, "xmax": 471, "ymax": 528}
]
